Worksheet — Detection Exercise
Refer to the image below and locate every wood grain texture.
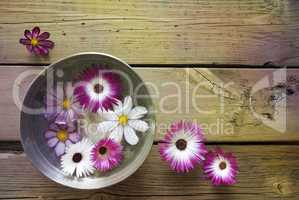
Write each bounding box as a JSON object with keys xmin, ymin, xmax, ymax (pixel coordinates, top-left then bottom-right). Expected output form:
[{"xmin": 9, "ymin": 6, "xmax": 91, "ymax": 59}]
[
  {"xmin": 1, "ymin": 0, "xmax": 299, "ymax": 65},
  {"xmin": 0, "ymin": 145, "xmax": 298, "ymax": 199},
  {"xmin": 1, "ymin": 66, "xmax": 299, "ymax": 142}
]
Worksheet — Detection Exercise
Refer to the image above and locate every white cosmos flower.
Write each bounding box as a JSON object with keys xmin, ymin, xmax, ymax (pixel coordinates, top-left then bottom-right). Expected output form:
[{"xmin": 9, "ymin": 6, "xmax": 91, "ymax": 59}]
[
  {"xmin": 97, "ymin": 96, "xmax": 149, "ymax": 145},
  {"xmin": 61, "ymin": 138, "xmax": 95, "ymax": 178}
]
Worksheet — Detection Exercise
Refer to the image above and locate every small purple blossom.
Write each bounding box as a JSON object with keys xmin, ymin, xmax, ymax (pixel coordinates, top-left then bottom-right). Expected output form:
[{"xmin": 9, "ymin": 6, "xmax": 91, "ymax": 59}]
[
  {"xmin": 203, "ymin": 148, "xmax": 238, "ymax": 186},
  {"xmin": 74, "ymin": 67, "xmax": 122, "ymax": 112},
  {"xmin": 44, "ymin": 83, "xmax": 81, "ymax": 125},
  {"xmin": 159, "ymin": 121, "xmax": 207, "ymax": 173},
  {"xmin": 45, "ymin": 123, "xmax": 81, "ymax": 157},
  {"xmin": 19, "ymin": 26, "xmax": 54, "ymax": 55},
  {"xmin": 91, "ymin": 138, "xmax": 123, "ymax": 172}
]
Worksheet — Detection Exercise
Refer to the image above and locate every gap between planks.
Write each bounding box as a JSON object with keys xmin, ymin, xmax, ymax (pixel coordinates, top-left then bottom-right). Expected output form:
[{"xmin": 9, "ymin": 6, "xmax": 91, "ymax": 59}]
[
  {"xmin": 1, "ymin": 63, "xmax": 299, "ymax": 68},
  {"xmin": 2, "ymin": 141, "xmax": 299, "ymax": 153}
]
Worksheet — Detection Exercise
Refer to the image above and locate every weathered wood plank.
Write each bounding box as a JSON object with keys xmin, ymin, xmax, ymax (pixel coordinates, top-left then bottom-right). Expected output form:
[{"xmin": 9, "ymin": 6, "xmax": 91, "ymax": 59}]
[
  {"xmin": 0, "ymin": 145, "xmax": 298, "ymax": 199},
  {"xmin": 1, "ymin": 66, "xmax": 299, "ymax": 142},
  {"xmin": 1, "ymin": 0, "xmax": 299, "ymax": 65}
]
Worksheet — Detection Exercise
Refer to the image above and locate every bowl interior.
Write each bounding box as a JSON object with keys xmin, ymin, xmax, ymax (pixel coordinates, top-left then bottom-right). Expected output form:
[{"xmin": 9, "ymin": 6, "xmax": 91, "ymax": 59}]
[{"xmin": 20, "ymin": 53, "xmax": 155, "ymax": 189}]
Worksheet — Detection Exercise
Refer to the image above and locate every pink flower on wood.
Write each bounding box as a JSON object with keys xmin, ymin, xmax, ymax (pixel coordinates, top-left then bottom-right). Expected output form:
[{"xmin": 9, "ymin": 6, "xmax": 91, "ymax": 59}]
[{"xmin": 19, "ymin": 26, "xmax": 54, "ymax": 55}]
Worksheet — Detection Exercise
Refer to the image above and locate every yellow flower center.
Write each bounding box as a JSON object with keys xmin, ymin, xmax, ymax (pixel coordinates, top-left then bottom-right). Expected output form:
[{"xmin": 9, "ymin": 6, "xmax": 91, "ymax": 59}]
[
  {"xmin": 56, "ymin": 130, "xmax": 68, "ymax": 142},
  {"xmin": 62, "ymin": 99, "xmax": 71, "ymax": 110},
  {"xmin": 31, "ymin": 38, "xmax": 38, "ymax": 46},
  {"xmin": 118, "ymin": 115, "xmax": 128, "ymax": 126}
]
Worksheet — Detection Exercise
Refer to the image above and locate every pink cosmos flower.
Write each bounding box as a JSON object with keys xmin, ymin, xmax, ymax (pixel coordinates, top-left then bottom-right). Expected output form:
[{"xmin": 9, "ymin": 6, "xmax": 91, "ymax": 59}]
[
  {"xmin": 203, "ymin": 148, "xmax": 238, "ymax": 186},
  {"xmin": 45, "ymin": 123, "xmax": 81, "ymax": 157},
  {"xmin": 19, "ymin": 26, "xmax": 54, "ymax": 55},
  {"xmin": 74, "ymin": 67, "xmax": 122, "ymax": 112},
  {"xmin": 91, "ymin": 138, "xmax": 123, "ymax": 172},
  {"xmin": 44, "ymin": 83, "xmax": 81, "ymax": 125},
  {"xmin": 159, "ymin": 121, "xmax": 207, "ymax": 173}
]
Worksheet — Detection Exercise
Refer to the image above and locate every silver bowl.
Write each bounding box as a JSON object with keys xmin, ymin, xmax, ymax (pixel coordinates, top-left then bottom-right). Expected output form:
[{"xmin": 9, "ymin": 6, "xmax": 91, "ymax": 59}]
[{"xmin": 20, "ymin": 52, "xmax": 155, "ymax": 189}]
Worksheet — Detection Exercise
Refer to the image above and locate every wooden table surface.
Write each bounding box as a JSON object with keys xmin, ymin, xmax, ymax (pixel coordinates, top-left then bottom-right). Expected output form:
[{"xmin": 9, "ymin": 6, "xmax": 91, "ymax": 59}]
[{"xmin": 1, "ymin": 0, "xmax": 299, "ymax": 199}]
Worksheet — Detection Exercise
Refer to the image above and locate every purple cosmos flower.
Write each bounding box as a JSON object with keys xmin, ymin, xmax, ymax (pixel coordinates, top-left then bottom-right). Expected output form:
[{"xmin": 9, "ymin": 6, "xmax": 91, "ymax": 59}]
[
  {"xmin": 203, "ymin": 148, "xmax": 238, "ymax": 186},
  {"xmin": 44, "ymin": 83, "xmax": 81, "ymax": 125},
  {"xmin": 74, "ymin": 67, "xmax": 122, "ymax": 112},
  {"xmin": 45, "ymin": 123, "xmax": 81, "ymax": 157},
  {"xmin": 159, "ymin": 121, "xmax": 207, "ymax": 173},
  {"xmin": 91, "ymin": 138, "xmax": 123, "ymax": 172},
  {"xmin": 19, "ymin": 26, "xmax": 54, "ymax": 55}
]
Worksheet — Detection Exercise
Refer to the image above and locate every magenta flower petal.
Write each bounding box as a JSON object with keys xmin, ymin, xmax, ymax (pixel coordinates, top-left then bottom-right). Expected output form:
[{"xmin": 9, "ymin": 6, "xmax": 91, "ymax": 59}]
[
  {"xmin": 24, "ymin": 30, "xmax": 32, "ymax": 39},
  {"xmin": 203, "ymin": 148, "xmax": 238, "ymax": 186},
  {"xmin": 33, "ymin": 45, "xmax": 48, "ymax": 55},
  {"xmin": 32, "ymin": 46, "xmax": 41, "ymax": 55},
  {"xmin": 26, "ymin": 45, "xmax": 33, "ymax": 53},
  {"xmin": 91, "ymin": 138, "xmax": 123, "ymax": 172},
  {"xmin": 159, "ymin": 121, "xmax": 207, "ymax": 173},
  {"xmin": 38, "ymin": 32, "xmax": 50, "ymax": 40},
  {"xmin": 19, "ymin": 38, "xmax": 31, "ymax": 45},
  {"xmin": 74, "ymin": 67, "xmax": 122, "ymax": 112},
  {"xmin": 31, "ymin": 26, "xmax": 40, "ymax": 38},
  {"xmin": 39, "ymin": 40, "xmax": 54, "ymax": 48},
  {"xmin": 20, "ymin": 26, "xmax": 54, "ymax": 55},
  {"xmin": 38, "ymin": 45, "xmax": 49, "ymax": 55}
]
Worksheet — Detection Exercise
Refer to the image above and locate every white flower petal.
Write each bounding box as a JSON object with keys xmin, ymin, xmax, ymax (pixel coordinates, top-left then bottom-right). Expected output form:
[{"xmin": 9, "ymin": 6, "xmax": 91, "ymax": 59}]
[
  {"xmin": 97, "ymin": 121, "xmax": 118, "ymax": 133},
  {"xmin": 61, "ymin": 139, "xmax": 94, "ymax": 178},
  {"xmin": 56, "ymin": 83, "xmax": 64, "ymax": 101},
  {"xmin": 109, "ymin": 125, "xmax": 124, "ymax": 142},
  {"xmin": 128, "ymin": 106, "xmax": 148, "ymax": 119},
  {"xmin": 122, "ymin": 96, "xmax": 133, "ymax": 115},
  {"xmin": 65, "ymin": 140, "xmax": 72, "ymax": 147},
  {"xmin": 76, "ymin": 167, "xmax": 83, "ymax": 178},
  {"xmin": 62, "ymin": 163, "xmax": 76, "ymax": 176},
  {"xmin": 64, "ymin": 82, "xmax": 73, "ymax": 98},
  {"xmin": 100, "ymin": 110, "xmax": 118, "ymax": 120},
  {"xmin": 124, "ymin": 125, "xmax": 139, "ymax": 145},
  {"xmin": 128, "ymin": 120, "xmax": 149, "ymax": 132},
  {"xmin": 45, "ymin": 92, "xmax": 58, "ymax": 107},
  {"xmin": 113, "ymin": 100, "xmax": 123, "ymax": 116},
  {"xmin": 83, "ymin": 120, "xmax": 107, "ymax": 143}
]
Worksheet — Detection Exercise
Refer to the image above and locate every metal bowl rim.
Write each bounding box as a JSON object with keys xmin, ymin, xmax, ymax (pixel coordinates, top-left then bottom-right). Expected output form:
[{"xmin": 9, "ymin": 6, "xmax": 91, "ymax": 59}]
[{"xmin": 20, "ymin": 52, "xmax": 155, "ymax": 189}]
